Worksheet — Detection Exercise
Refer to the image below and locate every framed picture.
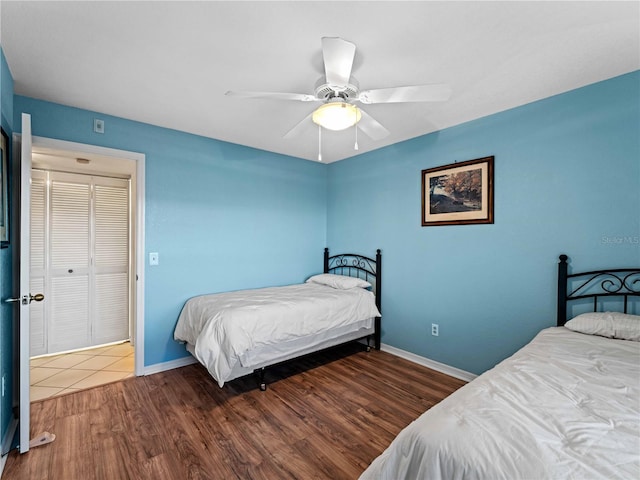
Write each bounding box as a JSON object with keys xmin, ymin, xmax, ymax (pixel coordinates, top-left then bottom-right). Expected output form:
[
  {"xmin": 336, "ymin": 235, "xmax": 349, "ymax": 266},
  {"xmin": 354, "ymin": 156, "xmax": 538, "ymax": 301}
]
[
  {"xmin": 421, "ymin": 156, "xmax": 494, "ymax": 226},
  {"xmin": 0, "ymin": 128, "xmax": 9, "ymax": 245}
]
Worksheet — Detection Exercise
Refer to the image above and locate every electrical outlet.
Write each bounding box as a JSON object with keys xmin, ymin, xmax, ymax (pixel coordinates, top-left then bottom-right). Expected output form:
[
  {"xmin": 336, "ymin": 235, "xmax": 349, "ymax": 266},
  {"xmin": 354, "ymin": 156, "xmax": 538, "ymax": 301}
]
[{"xmin": 431, "ymin": 323, "xmax": 439, "ymax": 337}]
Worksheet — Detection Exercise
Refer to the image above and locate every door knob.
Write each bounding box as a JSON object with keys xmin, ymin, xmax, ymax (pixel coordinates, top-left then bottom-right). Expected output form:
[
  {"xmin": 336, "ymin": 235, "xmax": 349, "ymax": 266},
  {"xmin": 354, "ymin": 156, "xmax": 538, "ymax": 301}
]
[{"xmin": 30, "ymin": 293, "xmax": 45, "ymax": 303}]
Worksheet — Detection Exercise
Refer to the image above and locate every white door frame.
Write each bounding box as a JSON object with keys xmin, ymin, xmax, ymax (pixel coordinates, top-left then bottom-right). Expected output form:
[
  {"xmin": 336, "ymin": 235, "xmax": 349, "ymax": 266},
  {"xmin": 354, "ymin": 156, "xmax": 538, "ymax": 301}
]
[{"xmin": 30, "ymin": 136, "xmax": 145, "ymax": 376}]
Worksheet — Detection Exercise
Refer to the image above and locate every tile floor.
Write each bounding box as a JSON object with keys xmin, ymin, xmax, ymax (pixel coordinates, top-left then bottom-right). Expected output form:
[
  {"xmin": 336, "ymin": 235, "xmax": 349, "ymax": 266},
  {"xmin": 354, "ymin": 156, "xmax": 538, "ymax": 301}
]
[{"xmin": 30, "ymin": 342, "xmax": 135, "ymax": 402}]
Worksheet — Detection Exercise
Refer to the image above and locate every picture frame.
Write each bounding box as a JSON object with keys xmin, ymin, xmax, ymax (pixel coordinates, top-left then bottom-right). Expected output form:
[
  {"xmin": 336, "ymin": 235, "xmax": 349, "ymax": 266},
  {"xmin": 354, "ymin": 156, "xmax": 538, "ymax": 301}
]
[
  {"xmin": 421, "ymin": 156, "xmax": 494, "ymax": 226},
  {"xmin": 0, "ymin": 127, "xmax": 9, "ymax": 246}
]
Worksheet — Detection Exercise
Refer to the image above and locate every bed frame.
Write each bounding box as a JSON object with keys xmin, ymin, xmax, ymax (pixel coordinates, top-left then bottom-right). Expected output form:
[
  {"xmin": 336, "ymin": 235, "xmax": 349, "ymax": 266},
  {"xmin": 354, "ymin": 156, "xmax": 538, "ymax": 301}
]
[
  {"xmin": 557, "ymin": 254, "xmax": 640, "ymax": 326},
  {"xmin": 252, "ymin": 248, "xmax": 382, "ymax": 390}
]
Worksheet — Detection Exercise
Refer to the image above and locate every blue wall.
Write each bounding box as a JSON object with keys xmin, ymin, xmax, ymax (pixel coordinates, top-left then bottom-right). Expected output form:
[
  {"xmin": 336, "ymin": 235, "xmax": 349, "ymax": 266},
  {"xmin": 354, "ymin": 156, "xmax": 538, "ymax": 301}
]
[
  {"xmin": 0, "ymin": 47, "xmax": 15, "ymax": 448},
  {"xmin": 8, "ymin": 65, "xmax": 639, "ymax": 378},
  {"xmin": 327, "ymin": 71, "xmax": 640, "ymax": 375},
  {"xmin": 13, "ymin": 96, "xmax": 328, "ymax": 367}
]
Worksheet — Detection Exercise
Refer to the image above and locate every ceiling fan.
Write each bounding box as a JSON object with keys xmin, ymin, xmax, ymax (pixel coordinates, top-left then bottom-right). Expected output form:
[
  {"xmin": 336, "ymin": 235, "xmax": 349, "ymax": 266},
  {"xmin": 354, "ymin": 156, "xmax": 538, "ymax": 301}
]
[{"xmin": 226, "ymin": 37, "xmax": 451, "ymax": 158}]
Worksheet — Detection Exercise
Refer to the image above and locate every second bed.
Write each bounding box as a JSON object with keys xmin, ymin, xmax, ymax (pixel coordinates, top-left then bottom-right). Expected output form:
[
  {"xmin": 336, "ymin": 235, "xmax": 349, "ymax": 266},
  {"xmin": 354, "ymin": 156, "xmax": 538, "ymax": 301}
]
[{"xmin": 174, "ymin": 248, "xmax": 382, "ymax": 389}]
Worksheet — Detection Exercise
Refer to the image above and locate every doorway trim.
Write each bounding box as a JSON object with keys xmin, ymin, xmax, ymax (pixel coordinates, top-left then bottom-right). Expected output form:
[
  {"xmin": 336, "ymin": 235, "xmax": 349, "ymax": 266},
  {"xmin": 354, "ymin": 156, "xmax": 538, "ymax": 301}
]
[{"xmin": 30, "ymin": 136, "xmax": 145, "ymax": 376}]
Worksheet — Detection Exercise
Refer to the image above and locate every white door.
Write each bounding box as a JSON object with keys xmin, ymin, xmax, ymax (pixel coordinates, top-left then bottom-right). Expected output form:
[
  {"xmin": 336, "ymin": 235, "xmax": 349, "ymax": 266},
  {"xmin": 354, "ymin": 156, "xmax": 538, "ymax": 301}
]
[
  {"xmin": 92, "ymin": 176, "xmax": 130, "ymax": 345},
  {"xmin": 5, "ymin": 114, "xmax": 35, "ymax": 453},
  {"xmin": 19, "ymin": 113, "xmax": 39, "ymax": 453},
  {"xmin": 48, "ymin": 172, "xmax": 91, "ymax": 352}
]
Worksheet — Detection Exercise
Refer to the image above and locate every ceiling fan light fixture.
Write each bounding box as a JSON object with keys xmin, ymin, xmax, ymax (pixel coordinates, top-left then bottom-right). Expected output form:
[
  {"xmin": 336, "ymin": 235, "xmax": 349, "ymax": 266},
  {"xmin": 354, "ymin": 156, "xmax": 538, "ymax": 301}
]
[{"xmin": 312, "ymin": 102, "xmax": 361, "ymax": 131}]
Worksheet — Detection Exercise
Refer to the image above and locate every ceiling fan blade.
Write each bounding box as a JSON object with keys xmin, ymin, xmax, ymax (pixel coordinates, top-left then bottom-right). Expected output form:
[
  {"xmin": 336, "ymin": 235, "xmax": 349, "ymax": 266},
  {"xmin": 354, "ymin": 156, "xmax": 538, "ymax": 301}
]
[
  {"xmin": 225, "ymin": 90, "xmax": 317, "ymax": 102},
  {"xmin": 358, "ymin": 110, "xmax": 390, "ymax": 141},
  {"xmin": 283, "ymin": 113, "xmax": 313, "ymax": 139},
  {"xmin": 358, "ymin": 84, "xmax": 452, "ymax": 104},
  {"xmin": 322, "ymin": 37, "xmax": 356, "ymax": 88}
]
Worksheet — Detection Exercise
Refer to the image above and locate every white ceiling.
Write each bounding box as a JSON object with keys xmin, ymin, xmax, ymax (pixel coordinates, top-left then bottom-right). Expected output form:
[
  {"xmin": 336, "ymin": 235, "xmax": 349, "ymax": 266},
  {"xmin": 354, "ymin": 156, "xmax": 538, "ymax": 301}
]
[{"xmin": 1, "ymin": 1, "xmax": 638, "ymax": 163}]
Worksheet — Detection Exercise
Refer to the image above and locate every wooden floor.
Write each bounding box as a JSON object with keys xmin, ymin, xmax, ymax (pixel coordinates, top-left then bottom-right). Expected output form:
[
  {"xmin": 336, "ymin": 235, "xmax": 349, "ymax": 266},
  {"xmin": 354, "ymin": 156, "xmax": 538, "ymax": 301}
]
[{"xmin": 4, "ymin": 343, "xmax": 466, "ymax": 480}]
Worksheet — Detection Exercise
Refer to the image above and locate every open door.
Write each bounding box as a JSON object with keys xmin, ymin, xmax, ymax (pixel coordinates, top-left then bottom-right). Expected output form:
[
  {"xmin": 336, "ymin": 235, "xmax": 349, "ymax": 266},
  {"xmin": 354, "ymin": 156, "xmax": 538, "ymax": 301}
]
[
  {"xmin": 6, "ymin": 112, "xmax": 34, "ymax": 454},
  {"xmin": 7, "ymin": 126, "xmax": 144, "ymax": 454},
  {"xmin": 19, "ymin": 113, "xmax": 33, "ymax": 453},
  {"xmin": 7, "ymin": 113, "xmax": 45, "ymax": 453}
]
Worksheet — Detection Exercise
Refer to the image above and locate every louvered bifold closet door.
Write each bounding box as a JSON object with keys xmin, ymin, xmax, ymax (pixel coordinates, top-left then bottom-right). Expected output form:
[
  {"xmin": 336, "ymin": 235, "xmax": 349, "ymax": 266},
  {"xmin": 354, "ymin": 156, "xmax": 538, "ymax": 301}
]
[
  {"xmin": 93, "ymin": 177, "xmax": 129, "ymax": 344},
  {"xmin": 30, "ymin": 171, "xmax": 47, "ymax": 356},
  {"xmin": 49, "ymin": 172, "xmax": 91, "ymax": 352}
]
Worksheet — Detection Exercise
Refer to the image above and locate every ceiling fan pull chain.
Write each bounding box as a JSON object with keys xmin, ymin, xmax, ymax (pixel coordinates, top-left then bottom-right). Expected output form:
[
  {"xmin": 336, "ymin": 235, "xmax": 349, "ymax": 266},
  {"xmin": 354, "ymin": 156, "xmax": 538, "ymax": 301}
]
[
  {"xmin": 318, "ymin": 124, "xmax": 322, "ymax": 162},
  {"xmin": 354, "ymin": 117, "xmax": 359, "ymax": 151}
]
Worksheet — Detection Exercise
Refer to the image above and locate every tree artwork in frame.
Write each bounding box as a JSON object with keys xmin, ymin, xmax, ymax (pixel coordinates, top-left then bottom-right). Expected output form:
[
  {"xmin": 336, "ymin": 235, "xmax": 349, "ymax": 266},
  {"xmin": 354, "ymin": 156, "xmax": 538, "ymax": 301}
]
[
  {"xmin": 421, "ymin": 156, "xmax": 494, "ymax": 226},
  {"xmin": 0, "ymin": 128, "xmax": 8, "ymax": 245}
]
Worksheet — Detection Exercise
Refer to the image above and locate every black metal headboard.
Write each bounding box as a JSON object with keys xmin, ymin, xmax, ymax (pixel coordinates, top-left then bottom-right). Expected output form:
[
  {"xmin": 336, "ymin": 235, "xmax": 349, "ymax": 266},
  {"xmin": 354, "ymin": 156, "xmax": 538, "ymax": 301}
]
[
  {"xmin": 324, "ymin": 248, "xmax": 382, "ymax": 349},
  {"xmin": 557, "ymin": 254, "xmax": 640, "ymax": 326}
]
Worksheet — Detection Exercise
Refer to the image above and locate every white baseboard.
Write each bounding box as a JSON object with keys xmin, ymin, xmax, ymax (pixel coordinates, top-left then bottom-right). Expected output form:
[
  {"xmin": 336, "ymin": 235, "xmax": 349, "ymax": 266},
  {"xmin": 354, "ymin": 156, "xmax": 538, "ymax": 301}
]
[
  {"xmin": 380, "ymin": 343, "xmax": 477, "ymax": 382},
  {"xmin": 141, "ymin": 345, "xmax": 476, "ymax": 383},
  {"xmin": 143, "ymin": 355, "xmax": 197, "ymax": 376}
]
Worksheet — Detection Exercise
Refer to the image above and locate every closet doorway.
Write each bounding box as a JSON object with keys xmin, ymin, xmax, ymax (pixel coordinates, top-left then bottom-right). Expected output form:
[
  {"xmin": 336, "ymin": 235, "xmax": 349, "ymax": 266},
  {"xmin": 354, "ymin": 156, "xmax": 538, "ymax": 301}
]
[
  {"xmin": 31, "ymin": 169, "xmax": 131, "ymax": 355},
  {"xmin": 28, "ymin": 146, "xmax": 140, "ymax": 400}
]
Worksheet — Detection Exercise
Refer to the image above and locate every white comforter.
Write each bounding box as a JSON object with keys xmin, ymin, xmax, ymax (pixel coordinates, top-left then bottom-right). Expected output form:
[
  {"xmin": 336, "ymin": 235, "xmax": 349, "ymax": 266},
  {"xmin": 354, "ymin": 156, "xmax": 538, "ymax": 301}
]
[
  {"xmin": 174, "ymin": 283, "xmax": 380, "ymax": 387},
  {"xmin": 360, "ymin": 327, "xmax": 640, "ymax": 480}
]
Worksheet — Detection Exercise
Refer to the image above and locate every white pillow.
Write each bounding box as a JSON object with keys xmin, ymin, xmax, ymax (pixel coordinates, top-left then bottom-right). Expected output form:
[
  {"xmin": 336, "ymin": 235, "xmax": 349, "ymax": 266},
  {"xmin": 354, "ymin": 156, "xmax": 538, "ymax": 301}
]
[
  {"xmin": 565, "ymin": 312, "xmax": 640, "ymax": 341},
  {"xmin": 306, "ymin": 273, "xmax": 371, "ymax": 290}
]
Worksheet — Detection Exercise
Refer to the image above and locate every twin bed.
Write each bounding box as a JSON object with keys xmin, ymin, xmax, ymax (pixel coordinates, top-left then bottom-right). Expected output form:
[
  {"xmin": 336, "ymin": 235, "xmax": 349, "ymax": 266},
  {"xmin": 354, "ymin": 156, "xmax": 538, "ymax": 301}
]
[
  {"xmin": 360, "ymin": 255, "xmax": 640, "ymax": 479},
  {"xmin": 174, "ymin": 248, "xmax": 381, "ymax": 390}
]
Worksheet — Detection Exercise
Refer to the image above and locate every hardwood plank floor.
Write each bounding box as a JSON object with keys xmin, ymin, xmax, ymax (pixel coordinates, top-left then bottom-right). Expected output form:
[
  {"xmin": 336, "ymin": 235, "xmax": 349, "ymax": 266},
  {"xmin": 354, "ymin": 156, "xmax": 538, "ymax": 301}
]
[{"xmin": 4, "ymin": 343, "xmax": 466, "ymax": 480}]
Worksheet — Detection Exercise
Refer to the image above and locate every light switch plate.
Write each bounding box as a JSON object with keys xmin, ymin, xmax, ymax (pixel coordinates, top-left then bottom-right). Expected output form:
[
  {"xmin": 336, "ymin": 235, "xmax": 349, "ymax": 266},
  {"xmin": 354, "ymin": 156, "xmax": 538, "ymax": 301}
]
[
  {"xmin": 149, "ymin": 252, "xmax": 159, "ymax": 266},
  {"xmin": 94, "ymin": 118, "xmax": 105, "ymax": 134}
]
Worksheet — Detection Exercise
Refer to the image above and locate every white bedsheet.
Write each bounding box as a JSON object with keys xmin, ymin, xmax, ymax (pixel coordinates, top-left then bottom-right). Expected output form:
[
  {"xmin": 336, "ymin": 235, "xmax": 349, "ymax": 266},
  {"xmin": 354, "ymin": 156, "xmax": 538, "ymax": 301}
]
[
  {"xmin": 174, "ymin": 283, "xmax": 380, "ymax": 387},
  {"xmin": 360, "ymin": 327, "xmax": 640, "ymax": 480}
]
